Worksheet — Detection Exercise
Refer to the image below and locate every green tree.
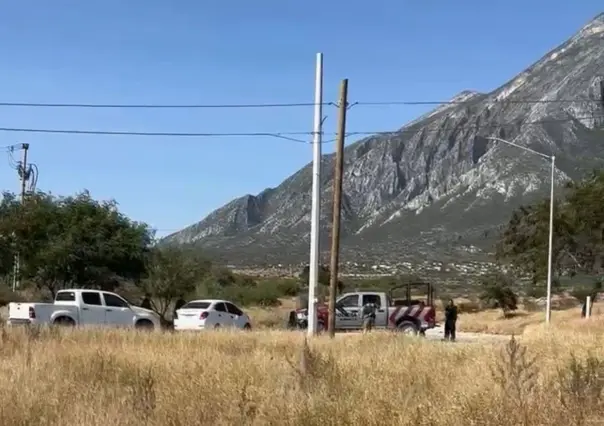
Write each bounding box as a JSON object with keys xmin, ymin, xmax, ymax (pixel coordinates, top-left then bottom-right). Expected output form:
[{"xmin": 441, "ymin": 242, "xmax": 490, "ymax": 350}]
[
  {"xmin": 496, "ymin": 170, "xmax": 604, "ymax": 284},
  {"xmin": 479, "ymin": 271, "xmax": 518, "ymax": 317},
  {"xmin": 0, "ymin": 190, "xmax": 153, "ymax": 296},
  {"xmin": 299, "ymin": 264, "xmax": 344, "ymax": 295},
  {"xmin": 139, "ymin": 245, "xmax": 211, "ymax": 321}
]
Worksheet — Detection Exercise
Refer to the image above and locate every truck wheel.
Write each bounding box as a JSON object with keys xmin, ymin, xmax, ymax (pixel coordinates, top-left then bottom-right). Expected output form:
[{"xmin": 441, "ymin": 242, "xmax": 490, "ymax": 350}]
[
  {"xmin": 135, "ymin": 319, "xmax": 154, "ymax": 331},
  {"xmin": 397, "ymin": 321, "xmax": 418, "ymax": 336},
  {"xmin": 53, "ymin": 316, "xmax": 75, "ymax": 327}
]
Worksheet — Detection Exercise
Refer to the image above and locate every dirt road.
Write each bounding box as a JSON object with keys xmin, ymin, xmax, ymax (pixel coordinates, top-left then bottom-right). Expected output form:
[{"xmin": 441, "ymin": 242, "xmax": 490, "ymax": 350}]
[
  {"xmin": 424, "ymin": 325, "xmax": 511, "ymax": 344},
  {"xmin": 334, "ymin": 325, "xmax": 512, "ymax": 344}
]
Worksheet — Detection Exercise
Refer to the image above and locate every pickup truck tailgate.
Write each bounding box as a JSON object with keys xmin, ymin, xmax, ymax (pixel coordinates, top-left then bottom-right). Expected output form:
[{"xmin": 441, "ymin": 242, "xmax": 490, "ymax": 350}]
[
  {"xmin": 8, "ymin": 303, "xmax": 36, "ymax": 320},
  {"xmin": 8, "ymin": 302, "xmax": 54, "ymax": 325}
]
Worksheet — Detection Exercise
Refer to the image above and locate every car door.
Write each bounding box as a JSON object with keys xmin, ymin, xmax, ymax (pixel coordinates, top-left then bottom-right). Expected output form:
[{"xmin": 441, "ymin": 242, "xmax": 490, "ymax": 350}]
[
  {"xmin": 213, "ymin": 302, "xmax": 233, "ymax": 327},
  {"xmin": 102, "ymin": 292, "xmax": 135, "ymax": 327},
  {"xmin": 362, "ymin": 294, "xmax": 387, "ymax": 328},
  {"xmin": 224, "ymin": 302, "xmax": 247, "ymax": 328},
  {"xmin": 334, "ymin": 294, "xmax": 362, "ymax": 329},
  {"xmin": 79, "ymin": 292, "xmax": 107, "ymax": 325}
]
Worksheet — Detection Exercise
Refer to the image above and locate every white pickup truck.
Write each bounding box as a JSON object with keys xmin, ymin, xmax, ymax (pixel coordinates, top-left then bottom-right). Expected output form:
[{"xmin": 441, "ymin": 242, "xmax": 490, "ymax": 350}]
[{"xmin": 7, "ymin": 289, "xmax": 161, "ymax": 330}]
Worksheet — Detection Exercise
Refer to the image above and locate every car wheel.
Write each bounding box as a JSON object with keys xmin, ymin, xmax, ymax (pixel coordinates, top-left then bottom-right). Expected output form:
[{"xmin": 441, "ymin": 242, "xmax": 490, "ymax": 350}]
[
  {"xmin": 243, "ymin": 323, "xmax": 252, "ymax": 331},
  {"xmin": 397, "ymin": 321, "xmax": 418, "ymax": 335},
  {"xmin": 53, "ymin": 316, "xmax": 75, "ymax": 327}
]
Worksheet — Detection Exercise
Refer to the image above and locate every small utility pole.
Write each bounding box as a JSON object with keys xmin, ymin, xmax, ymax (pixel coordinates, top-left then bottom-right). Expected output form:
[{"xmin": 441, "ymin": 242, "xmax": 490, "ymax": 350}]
[
  {"xmin": 12, "ymin": 143, "xmax": 30, "ymax": 292},
  {"xmin": 19, "ymin": 143, "xmax": 29, "ymax": 202},
  {"xmin": 327, "ymin": 79, "xmax": 348, "ymax": 338}
]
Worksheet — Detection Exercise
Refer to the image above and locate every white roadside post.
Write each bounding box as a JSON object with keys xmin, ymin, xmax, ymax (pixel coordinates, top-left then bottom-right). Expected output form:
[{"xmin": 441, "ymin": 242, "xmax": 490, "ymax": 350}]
[
  {"xmin": 586, "ymin": 296, "xmax": 592, "ymax": 318},
  {"xmin": 308, "ymin": 53, "xmax": 324, "ymax": 336},
  {"xmin": 486, "ymin": 137, "xmax": 555, "ymax": 325}
]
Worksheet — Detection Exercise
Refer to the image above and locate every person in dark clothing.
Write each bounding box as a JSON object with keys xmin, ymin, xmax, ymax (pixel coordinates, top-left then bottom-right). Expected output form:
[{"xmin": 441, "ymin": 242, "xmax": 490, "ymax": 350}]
[
  {"xmin": 360, "ymin": 302, "xmax": 378, "ymax": 333},
  {"xmin": 140, "ymin": 295, "xmax": 152, "ymax": 310},
  {"xmin": 173, "ymin": 296, "xmax": 187, "ymax": 320},
  {"xmin": 418, "ymin": 301, "xmax": 426, "ymax": 337},
  {"xmin": 286, "ymin": 310, "xmax": 298, "ymax": 329},
  {"xmin": 444, "ymin": 299, "xmax": 458, "ymax": 341}
]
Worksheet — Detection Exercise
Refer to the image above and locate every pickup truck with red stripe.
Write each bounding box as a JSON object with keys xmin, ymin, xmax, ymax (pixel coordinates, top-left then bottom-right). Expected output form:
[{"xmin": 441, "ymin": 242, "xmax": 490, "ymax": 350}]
[{"xmin": 295, "ymin": 290, "xmax": 436, "ymax": 335}]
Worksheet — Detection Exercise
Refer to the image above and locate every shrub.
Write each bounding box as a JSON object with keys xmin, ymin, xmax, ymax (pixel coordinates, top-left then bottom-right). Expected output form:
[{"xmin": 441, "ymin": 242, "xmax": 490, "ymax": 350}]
[
  {"xmin": 216, "ymin": 281, "xmax": 282, "ymax": 307},
  {"xmin": 556, "ymin": 354, "xmax": 604, "ymax": 425},
  {"xmin": 480, "ymin": 272, "xmax": 519, "ymax": 317}
]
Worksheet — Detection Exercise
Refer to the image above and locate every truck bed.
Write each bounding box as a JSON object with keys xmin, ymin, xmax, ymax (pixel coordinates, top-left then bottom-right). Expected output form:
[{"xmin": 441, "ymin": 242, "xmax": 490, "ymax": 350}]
[{"xmin": 8, "ymin": 302, "xmax": 78, "ymax": 326}]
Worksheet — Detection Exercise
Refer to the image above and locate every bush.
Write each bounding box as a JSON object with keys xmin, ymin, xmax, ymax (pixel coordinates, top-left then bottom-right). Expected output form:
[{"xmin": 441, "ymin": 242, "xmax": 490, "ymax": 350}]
[
  {"xmin": 212, "ymin": 281, "xmax": 282, "ymax": 307},
  {"xmin": 556, "ymin": 353, "xmax": 604, "ymax": 424},
  {"xmin": 480, "ymin": 272, "xmax": 519, "ymax": 317},
  {"xmin": 0, "ymin": 285, "xmax": 23, "ymax": 306},
  {"xmin": 260, "ymin": 278, "xmax": 300, "ymax": 297}
]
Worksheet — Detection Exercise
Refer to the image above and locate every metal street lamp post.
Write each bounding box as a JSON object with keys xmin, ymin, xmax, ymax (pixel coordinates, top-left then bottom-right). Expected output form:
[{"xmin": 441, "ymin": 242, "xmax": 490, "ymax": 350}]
[{"xmin": 486, "ymin": 137, "xmax": 555, "ymax": 325}]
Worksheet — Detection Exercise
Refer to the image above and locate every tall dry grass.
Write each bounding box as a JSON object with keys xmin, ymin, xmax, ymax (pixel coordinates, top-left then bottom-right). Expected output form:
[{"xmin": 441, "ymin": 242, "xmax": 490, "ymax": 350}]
[{"xmin": 1, "ymin": 323, "xmax": 604, "ymax": 425}]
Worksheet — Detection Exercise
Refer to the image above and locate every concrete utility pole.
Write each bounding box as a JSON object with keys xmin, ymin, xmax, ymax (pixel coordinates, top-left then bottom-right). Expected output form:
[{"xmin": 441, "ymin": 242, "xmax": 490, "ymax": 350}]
[
  {"xmin": 328, "ymin": 79, "xmax": 348, "ymax": 338},
  {"xmin": 12, "ymin": 143, "xmax": 29, "ymax": 292},
  {"xmin": 307, "ymin": 53, "xmax": 324, "ymax": 336}
]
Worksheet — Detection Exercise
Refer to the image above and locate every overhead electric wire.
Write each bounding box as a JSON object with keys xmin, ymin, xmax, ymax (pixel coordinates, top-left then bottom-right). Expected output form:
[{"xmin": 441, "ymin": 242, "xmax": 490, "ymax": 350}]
[
  {"xmin": 0, "ymin": 101, "xmax": 335, "ymax": 109},
  {"xmin": 0, "ymin": 128, "xmax": 311, "ymax": 144},
  {"xmin": 0, "ymin": 97, "xmax": 601, "ymax": 109},
  {"xmin": 353, "ymin": 98, "xmax": 604, "ymax": 106},
  {"xmin": 0, "ymin": 114, "xmax": 600, "ymax": 143}
]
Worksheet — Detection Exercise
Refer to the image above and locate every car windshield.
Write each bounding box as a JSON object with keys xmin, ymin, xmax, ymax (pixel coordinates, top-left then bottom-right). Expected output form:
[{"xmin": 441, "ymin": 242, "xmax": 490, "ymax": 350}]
[{"xmin": 181, "ymin": 301, "xmax": 211, "ymax": 309}]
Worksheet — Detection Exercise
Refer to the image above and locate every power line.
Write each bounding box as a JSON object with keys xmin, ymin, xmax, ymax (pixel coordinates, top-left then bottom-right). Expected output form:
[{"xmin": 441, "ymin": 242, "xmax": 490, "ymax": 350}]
[
  {"xmin": 0, "ymin": 128, "xmax": 311, "ymax": 144},
  {"xmin": 0, "ymin": 101, "xmax": 335, "ymax": 109},
  {"xmin": 354, "ymin": 98, "xmax": 604, "ymax": 106},
  {"xmin": 0, "ymin": 97, "xmax": 602, "ymax": 109},
  {"xmin": 0, "ymin": 114, "xmax": 600, "ymax": 142},
  {"xmin": 345, "ymin": 114, "xmax": 604, "ymax": 137}
]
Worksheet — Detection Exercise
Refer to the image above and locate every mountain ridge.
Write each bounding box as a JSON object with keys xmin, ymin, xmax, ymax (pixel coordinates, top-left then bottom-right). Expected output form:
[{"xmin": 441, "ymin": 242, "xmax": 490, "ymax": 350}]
[{"xmin": 164, "ymin": 14, "xmax": 604, "ymax": 265}]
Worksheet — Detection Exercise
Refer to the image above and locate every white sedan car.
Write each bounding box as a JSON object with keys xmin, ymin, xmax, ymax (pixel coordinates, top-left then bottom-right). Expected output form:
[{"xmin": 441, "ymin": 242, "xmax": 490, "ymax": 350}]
[{"xmin": 173, "ymin": 299, "xmax": 252, "ymax": 331}]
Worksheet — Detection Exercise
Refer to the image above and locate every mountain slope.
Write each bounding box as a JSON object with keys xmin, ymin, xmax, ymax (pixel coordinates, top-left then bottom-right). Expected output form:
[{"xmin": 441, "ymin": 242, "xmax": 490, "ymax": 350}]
[{"xmin": 164, "ymin": 14, "xmax": 604, "ymax": 265}]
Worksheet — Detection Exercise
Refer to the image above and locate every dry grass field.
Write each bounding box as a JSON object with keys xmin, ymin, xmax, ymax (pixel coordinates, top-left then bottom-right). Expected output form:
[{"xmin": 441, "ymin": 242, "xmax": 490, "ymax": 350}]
[{"xmin": 1, "ymin": 317, "xmax": 604, "ymax": 426}]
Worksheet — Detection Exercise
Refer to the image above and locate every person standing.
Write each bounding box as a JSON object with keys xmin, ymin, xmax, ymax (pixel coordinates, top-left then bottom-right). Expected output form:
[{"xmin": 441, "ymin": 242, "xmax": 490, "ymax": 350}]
[
  {"xmin": 140, "ymin": 294, "xmax": 152, "ymax": 310},
  {"xmin": 173, "ymin": 296, "xmax": 187, "ymax": 320},
  {"xmin": 360, "ymin": 301, "xmax": 377, "ymax": 334},
  {"xmin": 444, "ymin": 299, "xmax": 458, "ymax": 341}
]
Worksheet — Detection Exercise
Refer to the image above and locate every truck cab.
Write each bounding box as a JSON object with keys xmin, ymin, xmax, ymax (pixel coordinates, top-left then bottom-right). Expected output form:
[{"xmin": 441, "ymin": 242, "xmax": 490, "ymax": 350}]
[{"xmin": 321, "ymin": 292, "xmax": 391, "ymax": 330}]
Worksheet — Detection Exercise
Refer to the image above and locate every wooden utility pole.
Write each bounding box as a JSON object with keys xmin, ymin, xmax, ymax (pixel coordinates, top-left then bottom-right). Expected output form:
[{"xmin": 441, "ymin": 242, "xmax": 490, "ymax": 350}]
[
  {"xmin": 327, "ymin": 79, "xmax": 348, "ymax": 338},
  {"xmin": 12, "ymin": 143, "xmax": 29, "ymax": 292}
]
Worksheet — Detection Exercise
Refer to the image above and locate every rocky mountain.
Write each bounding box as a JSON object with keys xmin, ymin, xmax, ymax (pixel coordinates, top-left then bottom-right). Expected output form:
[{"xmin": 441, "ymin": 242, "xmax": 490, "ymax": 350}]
[{"xmin": 164, "ymin": 14, "xmax": 604, "ymax": 266}]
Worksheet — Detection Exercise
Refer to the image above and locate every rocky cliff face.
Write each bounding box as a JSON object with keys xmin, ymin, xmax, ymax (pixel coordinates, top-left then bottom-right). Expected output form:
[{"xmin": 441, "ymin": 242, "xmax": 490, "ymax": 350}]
[{"xmin": 164, "ymin": 14, "xmax": 604, "ymax": 265}]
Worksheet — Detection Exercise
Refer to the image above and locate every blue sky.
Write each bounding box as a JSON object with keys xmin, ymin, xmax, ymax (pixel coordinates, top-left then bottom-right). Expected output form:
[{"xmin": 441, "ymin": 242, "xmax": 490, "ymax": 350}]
[{"xmin": 0, "ymin": 1, "xmax": 601, "ymax": 237}]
